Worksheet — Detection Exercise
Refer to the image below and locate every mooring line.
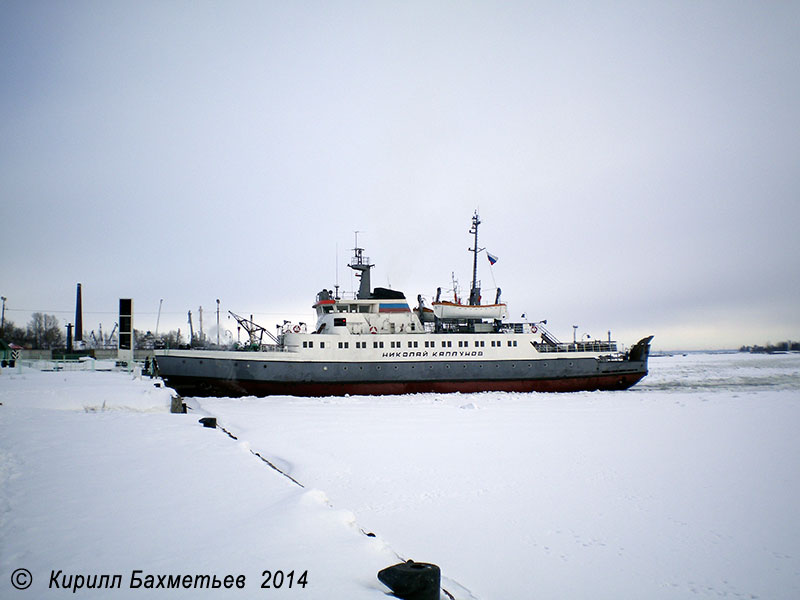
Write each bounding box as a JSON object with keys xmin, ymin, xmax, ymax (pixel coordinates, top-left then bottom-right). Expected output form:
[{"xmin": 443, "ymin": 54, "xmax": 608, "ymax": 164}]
[
  {"xmin": 217, "ymin": 423, "xmax": 306, "ymax": 488},
  {"xmin": 206, "ymin": 414, "xmax": 475, "ymax": 600}
]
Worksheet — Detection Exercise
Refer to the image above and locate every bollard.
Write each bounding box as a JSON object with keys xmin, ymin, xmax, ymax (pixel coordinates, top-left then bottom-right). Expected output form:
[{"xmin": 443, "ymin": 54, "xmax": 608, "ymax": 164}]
[
  {"xmin": 378, "ymin": 560, "xmax": 440, "ymax": 600},
  {"xmin": 170, "ymin": 396, "xmax": 183, "ymax": 413},
  {"xmin": 199, "ymin": 417, "xmax": 216, "ymax": 428}
]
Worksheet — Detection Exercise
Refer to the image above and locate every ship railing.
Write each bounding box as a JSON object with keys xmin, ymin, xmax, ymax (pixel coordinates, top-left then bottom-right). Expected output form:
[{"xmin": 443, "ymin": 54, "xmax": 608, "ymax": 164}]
[
  {"xmin": 316, "ymin": 290, "xmax": 359, "ymax": 303},
  {"xmin": 536, "ymin": 340, "xmax": 618, "ymax": 354},
  {"xmin": 349, "ymin": 254, "xmax": 371, "ymax": 267},
  {"xmin": 258, "ymin": 344, "xmax": 291, "ymax": 352}
]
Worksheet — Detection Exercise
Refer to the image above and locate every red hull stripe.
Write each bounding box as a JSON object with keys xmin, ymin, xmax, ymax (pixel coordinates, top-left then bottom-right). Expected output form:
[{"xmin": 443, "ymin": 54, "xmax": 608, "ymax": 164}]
[{"xmin": 164, "ymin": 372, "xmax": 647, "ymax": 398}]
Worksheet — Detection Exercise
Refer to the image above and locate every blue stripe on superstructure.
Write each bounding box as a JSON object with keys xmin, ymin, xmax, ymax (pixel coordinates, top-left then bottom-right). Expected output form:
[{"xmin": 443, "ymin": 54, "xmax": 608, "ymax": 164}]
[{"xmin": 379, "ymin": 302, "xmax": 410, "ymax": 313}]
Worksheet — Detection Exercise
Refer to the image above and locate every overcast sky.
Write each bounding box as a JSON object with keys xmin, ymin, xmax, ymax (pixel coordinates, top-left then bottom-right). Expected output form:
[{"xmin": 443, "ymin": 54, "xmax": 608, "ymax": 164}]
[{"xmin": 2, "ymin": 1, "xmax": 798, "ymax": 351}]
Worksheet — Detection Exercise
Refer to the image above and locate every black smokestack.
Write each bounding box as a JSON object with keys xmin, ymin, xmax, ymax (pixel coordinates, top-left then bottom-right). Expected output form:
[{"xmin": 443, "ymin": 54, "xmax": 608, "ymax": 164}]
[{"xmin": 75, "ymin": 283, "xmax": 83, "ymax": 342}]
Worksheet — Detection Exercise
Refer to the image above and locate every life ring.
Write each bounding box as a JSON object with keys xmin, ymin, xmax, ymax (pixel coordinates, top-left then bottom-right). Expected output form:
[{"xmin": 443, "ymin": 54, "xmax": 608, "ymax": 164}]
[
  {"xmin": 531, "ymin": 325, "xmax": 538, "ymax": 334},
  {"xmin": 292, "ymin": 325, "xmax": 301, "ymax": 333},
  {"xmin": 369, "ymin": 326, "xmax": 378, "ymax": 334}
]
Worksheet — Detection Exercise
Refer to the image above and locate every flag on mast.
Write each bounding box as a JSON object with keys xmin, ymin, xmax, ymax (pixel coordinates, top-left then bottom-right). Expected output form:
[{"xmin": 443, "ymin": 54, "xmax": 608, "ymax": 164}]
[{"xmin": 487, "ymin": 252, "xmax": 498, "ymax": 265}]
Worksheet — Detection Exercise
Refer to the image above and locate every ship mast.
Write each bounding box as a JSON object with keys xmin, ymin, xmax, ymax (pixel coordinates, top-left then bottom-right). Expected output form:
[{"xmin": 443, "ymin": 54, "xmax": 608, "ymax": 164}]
[
  {"xmin": 349, "ymin": 231, "xmax": 374, "ymax": 300},
  {"xmin": 468, "ymin": 211, "xmax": 482, "ymax": 305}
]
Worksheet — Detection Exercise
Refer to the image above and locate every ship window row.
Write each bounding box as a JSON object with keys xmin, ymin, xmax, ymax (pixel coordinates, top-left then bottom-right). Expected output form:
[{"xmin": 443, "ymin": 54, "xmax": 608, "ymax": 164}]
[
  {"xmin": 303, "ymin": 338, "xmax": 518, "ymax": 350},
  {"xmin": 489, "ymin": 340, "xmax": 518, "ymax": 347},
  {"xmin": 321, "ymin": 304, "xmax": 373, "ymax": 314},
  {"xmin": 457, "ymin": 340, "xmax": 487, "ymax": 348},
  {"xmin": 302, "ymin": 341, "xmax": 326, "ymax": 348}
]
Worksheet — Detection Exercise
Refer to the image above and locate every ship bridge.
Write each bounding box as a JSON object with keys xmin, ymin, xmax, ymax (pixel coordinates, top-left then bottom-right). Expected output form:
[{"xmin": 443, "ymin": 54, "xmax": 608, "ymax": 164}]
[{"xmin": 313, "ymin": 288, "xmax": 424, "ymax": 335}]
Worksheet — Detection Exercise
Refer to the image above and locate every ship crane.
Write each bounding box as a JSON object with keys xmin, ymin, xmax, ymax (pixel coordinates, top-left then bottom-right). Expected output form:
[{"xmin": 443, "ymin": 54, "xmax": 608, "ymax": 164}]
[
  {"xmin": 228, "ymin": 311, "xmax": 280, "ymax": 347},
  {"xmin": 107, "ymin": 323, "xmax": 118, "ymax": 348}
]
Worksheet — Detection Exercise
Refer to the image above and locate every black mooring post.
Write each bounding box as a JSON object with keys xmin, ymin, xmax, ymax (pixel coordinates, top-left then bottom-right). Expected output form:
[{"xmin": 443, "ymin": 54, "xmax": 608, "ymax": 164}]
[{"xmin": 378, "ymin": 560, "xmax": 440, "ymax": 600}]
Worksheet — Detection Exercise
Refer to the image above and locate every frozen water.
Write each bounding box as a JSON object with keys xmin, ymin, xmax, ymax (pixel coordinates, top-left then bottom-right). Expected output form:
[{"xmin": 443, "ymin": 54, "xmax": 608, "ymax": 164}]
[{"xmin": 1, "ymin": 352, "xmax": 799, "ymax": 598}]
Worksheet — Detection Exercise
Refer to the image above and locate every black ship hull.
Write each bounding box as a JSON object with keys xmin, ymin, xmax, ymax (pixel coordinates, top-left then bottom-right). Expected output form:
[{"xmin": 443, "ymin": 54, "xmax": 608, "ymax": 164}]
[{"xmin": 155, "ymin": 349, "xmax": 650, "ymax": 398}]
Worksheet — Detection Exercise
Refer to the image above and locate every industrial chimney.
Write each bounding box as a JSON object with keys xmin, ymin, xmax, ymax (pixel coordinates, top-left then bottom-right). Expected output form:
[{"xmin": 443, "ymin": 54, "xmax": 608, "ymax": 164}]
[{"xmin": 75, "ymin": 283, "xmax": 83, "ymax": 342}]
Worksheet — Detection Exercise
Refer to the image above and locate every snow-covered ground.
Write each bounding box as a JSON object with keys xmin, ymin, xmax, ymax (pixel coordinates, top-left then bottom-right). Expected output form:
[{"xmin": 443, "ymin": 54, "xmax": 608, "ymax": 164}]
[{"xmin": 2, "ymin": 352, "xmax": 799, "ymax": 599}]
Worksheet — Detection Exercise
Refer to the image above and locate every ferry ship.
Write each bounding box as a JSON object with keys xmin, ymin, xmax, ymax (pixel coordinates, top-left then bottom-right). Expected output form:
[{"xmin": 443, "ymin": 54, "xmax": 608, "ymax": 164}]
[{"xmin": 155, "ymin": 214, "xmax": 652, "ymax": 397}]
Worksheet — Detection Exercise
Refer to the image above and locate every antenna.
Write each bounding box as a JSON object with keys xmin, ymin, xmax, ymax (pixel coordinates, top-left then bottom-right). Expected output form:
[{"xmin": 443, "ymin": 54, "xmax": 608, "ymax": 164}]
[{"xmin": 334, "ymin": 242, "xmax": 341, "ymax": 299}]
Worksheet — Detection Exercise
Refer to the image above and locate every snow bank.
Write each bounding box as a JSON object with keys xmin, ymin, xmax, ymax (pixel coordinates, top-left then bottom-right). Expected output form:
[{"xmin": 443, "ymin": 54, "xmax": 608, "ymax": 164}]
[{"xmin": 0, "ymin": 367, "xmax": 397, "ymax": 598}]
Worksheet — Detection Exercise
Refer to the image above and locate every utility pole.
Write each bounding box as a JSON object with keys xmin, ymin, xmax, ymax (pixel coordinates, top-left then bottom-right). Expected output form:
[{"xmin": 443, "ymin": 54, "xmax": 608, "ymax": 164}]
[
  {"xmin": 155, "ymin": 299, "xmax": 163, "ymax": 336},
  {"xmin": 0, "ymin": 296, "xmax": 6, "ymax": 337},
  {"xmin": 216, "ymin": 299, "xmax": 220, "ymax": 346}
]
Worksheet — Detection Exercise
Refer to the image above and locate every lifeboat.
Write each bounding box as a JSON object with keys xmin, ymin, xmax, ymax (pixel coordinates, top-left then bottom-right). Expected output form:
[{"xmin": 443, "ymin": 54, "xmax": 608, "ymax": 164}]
[{"xmin": 432, "ymin": 301, "xmax": 508, "ymax": 320}]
